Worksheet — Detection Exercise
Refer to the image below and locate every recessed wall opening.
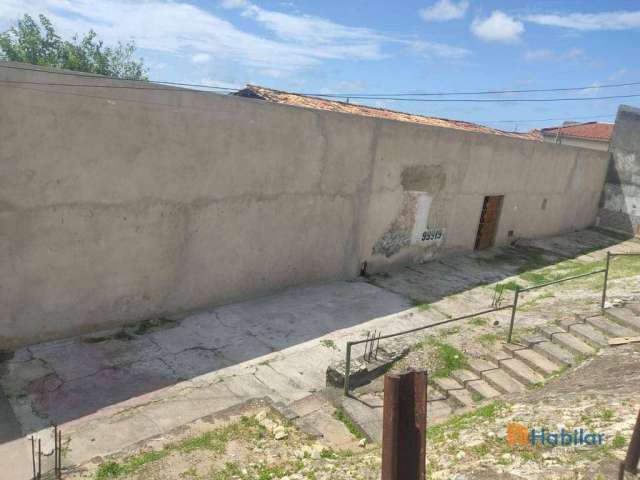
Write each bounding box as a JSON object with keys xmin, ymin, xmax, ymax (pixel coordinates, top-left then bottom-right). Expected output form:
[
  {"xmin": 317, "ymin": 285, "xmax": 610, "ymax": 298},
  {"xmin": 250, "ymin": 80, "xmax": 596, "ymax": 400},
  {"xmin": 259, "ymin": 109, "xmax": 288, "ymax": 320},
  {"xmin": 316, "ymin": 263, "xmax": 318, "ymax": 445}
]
[{"xmin": 474, "ymin": 195, "xmax": 504, "ymax": 250}]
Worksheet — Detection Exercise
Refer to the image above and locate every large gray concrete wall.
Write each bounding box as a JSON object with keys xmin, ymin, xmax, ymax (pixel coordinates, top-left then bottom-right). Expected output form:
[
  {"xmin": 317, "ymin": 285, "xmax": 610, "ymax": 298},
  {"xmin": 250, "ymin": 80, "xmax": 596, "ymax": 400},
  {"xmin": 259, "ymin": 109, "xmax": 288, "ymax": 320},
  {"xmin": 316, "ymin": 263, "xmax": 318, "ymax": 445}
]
[
  {"xmin": 598, "ymin": 105, "xmax": 640, "ymax": 234},
  {"xmin": 0, "ymin": 62, "xmax": 609, "ymax": 347}
]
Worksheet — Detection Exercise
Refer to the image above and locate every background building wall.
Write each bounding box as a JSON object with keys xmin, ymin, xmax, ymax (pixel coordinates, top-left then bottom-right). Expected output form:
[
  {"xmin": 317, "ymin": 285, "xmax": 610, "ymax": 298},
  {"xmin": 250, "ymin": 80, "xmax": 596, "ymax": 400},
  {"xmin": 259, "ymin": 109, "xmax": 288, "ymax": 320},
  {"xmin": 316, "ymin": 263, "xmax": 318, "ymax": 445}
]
[
  {"xmin": 0, "ymin": 63, "xmax": 610, "ymax": 347},
  {"xmin": 541, "ymin": 134, "xmax": 610, "ymax": 152},
  {"xmin": 598, "ymin": 105, "xmax": 640, "ymax": 234}
]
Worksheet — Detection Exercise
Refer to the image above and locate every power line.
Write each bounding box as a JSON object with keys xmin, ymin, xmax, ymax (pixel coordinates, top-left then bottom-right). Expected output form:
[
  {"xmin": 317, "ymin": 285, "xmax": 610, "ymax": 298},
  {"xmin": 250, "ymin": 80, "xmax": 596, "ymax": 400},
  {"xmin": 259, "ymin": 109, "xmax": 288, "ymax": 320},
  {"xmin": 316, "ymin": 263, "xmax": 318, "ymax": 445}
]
[
  {"xmin": 308, "ymin": 82, "xmax": 640, "ymax": 98},
  {"xmin": 1, "ymin": 77, "xmax": 637, "ymax": 103},
  {"xmin": 0, "ymin": 63, "xmax": 240, "ymax": 91},
  {"xmin": 481, "ymin": 113, "xmax": 616, "ymax": 124},
  {"xmin": 302, "ymin": 93, "xmax": 640, "ymax": 103},
  {"xmin": 1, "ymin": 62, "xmax": 639, "ymax": 98}
]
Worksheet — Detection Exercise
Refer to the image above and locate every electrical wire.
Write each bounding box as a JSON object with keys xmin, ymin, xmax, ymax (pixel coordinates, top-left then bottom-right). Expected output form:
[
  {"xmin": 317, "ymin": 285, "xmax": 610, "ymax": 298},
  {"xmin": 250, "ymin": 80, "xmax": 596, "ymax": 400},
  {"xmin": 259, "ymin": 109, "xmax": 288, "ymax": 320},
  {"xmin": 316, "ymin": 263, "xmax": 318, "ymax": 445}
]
[
  {"xmin": 1, "ymin": 76, "xmax": 637, "ymax": 103},
  {"xmin": 1, "ymin": 62, "xmax": 639, "ymax": 98}
]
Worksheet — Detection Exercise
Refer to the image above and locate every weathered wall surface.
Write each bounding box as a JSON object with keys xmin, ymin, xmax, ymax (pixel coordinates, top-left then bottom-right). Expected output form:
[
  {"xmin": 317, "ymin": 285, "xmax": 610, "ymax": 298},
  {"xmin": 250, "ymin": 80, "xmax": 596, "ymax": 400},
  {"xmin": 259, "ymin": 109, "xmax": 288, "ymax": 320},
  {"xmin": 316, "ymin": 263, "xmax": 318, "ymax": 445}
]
[
  {"xmin": 0, "ymin": 62, "xmax": 609, "ymax": 347},
  {"xmin": 598, "ymin": 105, "xmax": 640, "ymax": 234}
]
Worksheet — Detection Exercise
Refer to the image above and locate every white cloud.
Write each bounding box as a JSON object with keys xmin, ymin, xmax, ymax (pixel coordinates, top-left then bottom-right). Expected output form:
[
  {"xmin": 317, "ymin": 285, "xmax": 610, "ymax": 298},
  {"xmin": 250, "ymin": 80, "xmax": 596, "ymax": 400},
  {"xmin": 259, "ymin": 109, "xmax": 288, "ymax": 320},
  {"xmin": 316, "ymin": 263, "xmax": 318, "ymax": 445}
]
[
  {"xmin": 524, "ymin": 10, "xmax": 640, "ymax": 31},
  {"xmin": 419, "ymin": 0, "xmax": 469, "ymax": 22},
  {"xmin": 1, "ymin": 0, "xmax": 471, "ymax": 80},
  {"xmin": 191, "ymin": 53, "xmax": 211, "ymax": 64},
  {"xmin": 522, "ymin": 47, "xmax": 584, "ymax": 62},
  {"xmin": 220, "ymin": 0, "xmax": 249, "ymax": 9},
  {"xmin": 411, "ymin": 40, "xmax": 470, "ymax": 59},
  {"xmin": 579, "ymin": 82, "xmax": 602, "ymax": 96},
  {"xmin": 0, "ymin": 0, "xmax": 394, "ymax": 78},
  {"xmin": 471, "ymin": 11, "xmax": 524, "ymax": 43}
]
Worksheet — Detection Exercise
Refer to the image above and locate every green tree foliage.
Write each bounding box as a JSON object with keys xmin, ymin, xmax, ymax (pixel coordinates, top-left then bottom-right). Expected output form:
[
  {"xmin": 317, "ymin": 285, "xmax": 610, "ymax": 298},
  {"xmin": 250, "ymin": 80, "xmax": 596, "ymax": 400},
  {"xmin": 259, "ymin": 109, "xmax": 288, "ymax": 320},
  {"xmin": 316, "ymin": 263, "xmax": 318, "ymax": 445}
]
[{"xmin": 0, "ymin": 14, "xmax": 147, "ymax": 79}]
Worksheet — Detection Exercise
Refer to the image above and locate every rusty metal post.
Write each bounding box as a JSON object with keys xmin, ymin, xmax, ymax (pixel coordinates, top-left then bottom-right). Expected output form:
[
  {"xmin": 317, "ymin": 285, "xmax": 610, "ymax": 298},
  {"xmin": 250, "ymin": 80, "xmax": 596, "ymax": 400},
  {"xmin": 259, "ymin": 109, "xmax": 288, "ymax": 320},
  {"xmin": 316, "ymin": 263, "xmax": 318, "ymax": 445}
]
[
  {"xmin": 381, "ymin": 370, "xmax": 427, "ymax": 480},
  {"xmin": 620, "ymin": 408, "xmax": 640, "ymax": 479},
  {"xmin": 602, "ymin": 251, "xmax": 611, "ymax": 310},
  {"xmin": 507, "ymin": 286, "xmax": 520, "ymax": 344}
]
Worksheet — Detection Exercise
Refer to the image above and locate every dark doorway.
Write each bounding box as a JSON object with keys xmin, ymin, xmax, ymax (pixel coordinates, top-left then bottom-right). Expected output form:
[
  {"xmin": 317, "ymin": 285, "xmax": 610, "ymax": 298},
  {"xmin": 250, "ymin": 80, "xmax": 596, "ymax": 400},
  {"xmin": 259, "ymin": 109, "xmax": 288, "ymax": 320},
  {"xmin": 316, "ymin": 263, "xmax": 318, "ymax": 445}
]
[{"xmin": 475, "ymin": 195, "xmax": 504, "ymax": 250}]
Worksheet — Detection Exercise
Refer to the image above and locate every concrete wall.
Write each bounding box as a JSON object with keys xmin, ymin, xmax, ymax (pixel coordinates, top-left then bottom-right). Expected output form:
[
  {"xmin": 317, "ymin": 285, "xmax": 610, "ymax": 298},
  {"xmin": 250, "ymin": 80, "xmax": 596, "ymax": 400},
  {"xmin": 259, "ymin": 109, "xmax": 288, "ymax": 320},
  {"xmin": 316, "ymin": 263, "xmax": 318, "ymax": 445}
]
[
  {"xmin": 598, "ymin": 105, "xmax": 640, "ymax": 234},
  {"xmin": 542, "ymin": 134, "xmax": 610, "ymax": 152},
  {"xmin": 0, "ymin": 62, "xmax": 610, "ymax": 347}
]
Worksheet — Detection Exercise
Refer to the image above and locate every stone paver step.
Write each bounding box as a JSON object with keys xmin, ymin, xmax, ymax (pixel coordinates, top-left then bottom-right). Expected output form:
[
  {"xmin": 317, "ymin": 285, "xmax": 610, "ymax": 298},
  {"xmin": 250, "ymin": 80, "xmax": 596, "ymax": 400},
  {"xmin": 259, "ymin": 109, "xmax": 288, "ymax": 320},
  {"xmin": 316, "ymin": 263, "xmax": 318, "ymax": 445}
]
[
  {"xmin": 448, "ymin": 388, "xmax": 475, "ymax": 408},
  {"xmin": 451, "ymin": 369, "xmax": 480, "ymax": 385},
  {"xmin": 530, "ymin": 340, "xmax": 575, "ymax": 366},
  {"xmin": 427, "ymin": 399, "xmax": 453, "ymax": 423},
  {"xmin": 499, "ymin": 358, "xmax": 545, "ymax": 385},
  {"xmin": 482, "ymin": 369, "xmax": 525, "ymax": 394},
  {"xmin": 565, "ymin": 322, "xmax": 609, "ymax": 348},
  {"xmin": 586, "ymin": 315, "xmax": 637, "ymax": 338},
  {"xmin": 509, "ymin": 347, "xmax": 562, "ymax": 376},
  {"xmin": 604, "ymin": 308, "xmax": 640, "ymax": 332},
  {"xmin": 433, "ymin": 377, "xmax": 463, "ymax": 392},
  {"xmin": 466, "ymin": 358, "xmax": 499, "ymax": 376},
  {"xmin": 426, "ymin": 385, "xmax": 447, "ymax": 402},
  {"xmin": 626, "ymin": 303, "xmax": 640, "ymax": 316},
  {"xmin": 487, "ymin": 350, "xmax": 512, "ymax": 364},
  {"xmin": 466, "ymin": 379, "xmax": 501, "ymax": 399},
  {"xmin": 540, "ymin": 327, "xmax": 596, "ymax": 357}
]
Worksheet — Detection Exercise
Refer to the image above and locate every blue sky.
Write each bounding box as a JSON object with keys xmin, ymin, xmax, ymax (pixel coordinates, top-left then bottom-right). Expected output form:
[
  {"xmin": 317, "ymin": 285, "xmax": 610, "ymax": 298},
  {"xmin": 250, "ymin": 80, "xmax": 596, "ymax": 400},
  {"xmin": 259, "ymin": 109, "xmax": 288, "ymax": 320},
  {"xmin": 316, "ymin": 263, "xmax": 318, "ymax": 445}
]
[{"xmin": 2, "ymin": 0, "xmax": 640, "ymax": 130}]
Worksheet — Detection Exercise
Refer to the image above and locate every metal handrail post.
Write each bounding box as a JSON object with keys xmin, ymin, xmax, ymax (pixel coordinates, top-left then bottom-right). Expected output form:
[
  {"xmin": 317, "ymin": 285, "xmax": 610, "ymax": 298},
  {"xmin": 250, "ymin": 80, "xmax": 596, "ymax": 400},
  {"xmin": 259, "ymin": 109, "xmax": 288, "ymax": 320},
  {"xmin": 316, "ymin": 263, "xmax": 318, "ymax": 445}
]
[
  {"xmin": 344, "ymin": 342, "xmax": 353, "ymax": 396},
  {"xmin": 602, "ymin": 251, "xmax": 611, "ymax": 310},
  {"xmin": 507, "ymin": 286, "xmax": 520, "ymax": 344}
]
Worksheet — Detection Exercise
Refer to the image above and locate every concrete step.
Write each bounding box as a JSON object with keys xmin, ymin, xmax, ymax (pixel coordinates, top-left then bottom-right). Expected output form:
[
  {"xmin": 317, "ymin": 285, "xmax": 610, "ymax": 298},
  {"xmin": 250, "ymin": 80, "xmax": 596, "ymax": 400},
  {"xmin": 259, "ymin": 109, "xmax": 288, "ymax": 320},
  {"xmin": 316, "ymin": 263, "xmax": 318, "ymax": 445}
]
[
  {"xmin": 499, "ymin": 358, "xmax": 545, "ymax": 385},
  {"xmin": 626, "ymin": 303, "xmax": 640, "ymax": 315},
  {"xmin": 448, "ymin": 388, "xmax": 475, "ymax": 408},
  {"xmin": 466, "ymin": 379, "xmax": 501, "ymax": 399},
  {"xmin": 540, "ymin": 326, "xmax": 596, "ymax": 357},
  {"xmin": 466, "ymin": 358, "xmax": 499, "ymax": 376},
  {"xmin": 426, "ymin": 385, "xmax": 447, "ymax": 402},
  {"xmin": 451, "ymin": 369, "xmax": 480, "ymax": 386},
  {"xmin": 427, "ymin": 399, "xmax": 453, "ymax": 423},
  {"xmin": 527, "ymin": 338, "xmax": 575, "ymax": 366},
  {"xmin": 565, "ymin": 322, "xmax": 609, "ymax": 348},
  {"xmin": 433, "ymin": 377, "xmax": 464, "ymax": 394},
  {"xmin": 586, "ymin": 315, "xmax": 637, "ymax": 338},
  {"xmin": 508, "ymin": 347, "xmax": 562, "ymax": 376},
  {"xmin": 482, "ymin": 369, "xmax": 525, "ymax": 394},
  {"xmin": 487, "ymin": 350, "xmax": 512, "ymax": 365},
  {"xmin": 604, "ymin": 308, "xmax": 640, "ymax": 332}
]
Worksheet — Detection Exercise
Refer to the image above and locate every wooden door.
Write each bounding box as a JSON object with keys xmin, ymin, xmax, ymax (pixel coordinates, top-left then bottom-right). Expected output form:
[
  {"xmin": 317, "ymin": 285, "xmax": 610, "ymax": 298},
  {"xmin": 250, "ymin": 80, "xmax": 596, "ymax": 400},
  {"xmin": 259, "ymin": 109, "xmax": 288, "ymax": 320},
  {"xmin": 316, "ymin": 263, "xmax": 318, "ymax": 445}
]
[{"xmin": 475, "ymin": 195, "xmax": 503, "ymax": 250}]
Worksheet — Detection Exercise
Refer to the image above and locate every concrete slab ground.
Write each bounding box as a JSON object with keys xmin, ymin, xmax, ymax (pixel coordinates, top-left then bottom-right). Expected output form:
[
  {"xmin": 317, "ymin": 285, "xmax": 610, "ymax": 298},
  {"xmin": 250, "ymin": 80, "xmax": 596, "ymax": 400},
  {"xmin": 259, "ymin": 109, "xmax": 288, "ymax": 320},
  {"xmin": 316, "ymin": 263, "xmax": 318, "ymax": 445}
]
[{"xmin": 0, "ymin": 227, "xmax": 638, "ymax": 478}]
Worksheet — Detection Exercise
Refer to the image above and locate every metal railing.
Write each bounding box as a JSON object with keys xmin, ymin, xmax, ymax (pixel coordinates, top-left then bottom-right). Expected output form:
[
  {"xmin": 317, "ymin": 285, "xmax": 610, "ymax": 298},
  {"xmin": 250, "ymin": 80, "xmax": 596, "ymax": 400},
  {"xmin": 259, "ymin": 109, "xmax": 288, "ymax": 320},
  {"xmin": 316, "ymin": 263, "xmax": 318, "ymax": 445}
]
[
  {"xmin": 342, "ymin": 250, "xmax": 640, "ymax": 396},
  {"xmin": 507, "ymin": 251, "xmax": 640, "ymax": 343},
  {"xmin": 343, "ymin": 305, "xmax": 513, "ymax": 395}
]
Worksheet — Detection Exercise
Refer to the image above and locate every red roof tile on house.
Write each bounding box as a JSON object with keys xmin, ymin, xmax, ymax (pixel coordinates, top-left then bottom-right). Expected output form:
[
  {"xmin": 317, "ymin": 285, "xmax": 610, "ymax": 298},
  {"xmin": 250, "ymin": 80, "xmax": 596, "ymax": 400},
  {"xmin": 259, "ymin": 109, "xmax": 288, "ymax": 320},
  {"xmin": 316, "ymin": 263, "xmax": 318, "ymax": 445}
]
[
  {"xmin": 540, "ymin": 122, "xmax": 614, "ymax": 142},
  {"xmin": 234, "ymin": 85, "xmax": 542, "ymax": 141}
]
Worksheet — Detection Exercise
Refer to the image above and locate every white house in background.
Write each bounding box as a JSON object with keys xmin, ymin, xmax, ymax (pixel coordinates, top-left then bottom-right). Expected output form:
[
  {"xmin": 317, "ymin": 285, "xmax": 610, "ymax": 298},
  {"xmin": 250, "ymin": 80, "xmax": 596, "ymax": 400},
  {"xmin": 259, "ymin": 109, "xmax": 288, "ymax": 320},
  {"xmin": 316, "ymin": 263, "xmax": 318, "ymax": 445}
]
[{"xmin": 540, "ymin": 121, "xmax": 614, "ymax": 152}]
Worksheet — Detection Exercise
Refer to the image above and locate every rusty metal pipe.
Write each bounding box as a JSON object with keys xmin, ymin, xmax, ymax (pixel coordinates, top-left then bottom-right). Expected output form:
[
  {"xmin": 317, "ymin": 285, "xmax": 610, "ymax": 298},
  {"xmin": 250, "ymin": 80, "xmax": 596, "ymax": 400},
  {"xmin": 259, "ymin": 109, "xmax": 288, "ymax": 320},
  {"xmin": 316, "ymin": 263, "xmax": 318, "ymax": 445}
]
[{"xmin": 381, "ymin": 371, "xmax": 427, "ymax": 480}]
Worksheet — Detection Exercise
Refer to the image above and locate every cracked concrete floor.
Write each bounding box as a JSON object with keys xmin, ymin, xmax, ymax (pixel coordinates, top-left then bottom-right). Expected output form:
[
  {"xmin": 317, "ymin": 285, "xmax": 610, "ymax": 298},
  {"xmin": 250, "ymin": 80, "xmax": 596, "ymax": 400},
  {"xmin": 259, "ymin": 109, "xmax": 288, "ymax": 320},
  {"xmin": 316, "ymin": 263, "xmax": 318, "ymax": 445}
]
[
  {"xmin": 0, "ymin": 227, "xmax": 637, "ymax": 478},
  {"xmin": 0, "ymin": 281, "xmax": 424, "ymax": 478}
]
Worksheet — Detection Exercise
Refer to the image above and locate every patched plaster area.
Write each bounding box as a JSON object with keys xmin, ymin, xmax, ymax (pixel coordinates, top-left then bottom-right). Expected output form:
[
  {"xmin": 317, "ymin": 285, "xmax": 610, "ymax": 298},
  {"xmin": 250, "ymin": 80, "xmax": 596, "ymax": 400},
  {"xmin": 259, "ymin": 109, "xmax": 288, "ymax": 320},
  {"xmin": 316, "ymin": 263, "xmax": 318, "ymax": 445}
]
[{"xmin": 372, "ymin": 165, "xmax": 446, "ymax": 258}]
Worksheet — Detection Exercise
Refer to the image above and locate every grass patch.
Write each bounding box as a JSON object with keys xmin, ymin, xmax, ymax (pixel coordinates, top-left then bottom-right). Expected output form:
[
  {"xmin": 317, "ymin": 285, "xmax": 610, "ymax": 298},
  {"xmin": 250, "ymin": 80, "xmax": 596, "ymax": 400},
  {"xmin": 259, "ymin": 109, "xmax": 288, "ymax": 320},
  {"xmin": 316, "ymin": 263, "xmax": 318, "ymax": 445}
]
[
  {"xmin": 438, "ymin": 326, "xmax": 461, "ymax": 337},
  {"xmin": 423, "ymin": 338, "xmax": 466, "ymax": 378},
  {"xmin": 479, "ymin": 333, "xmax": 498, "ymax": 346},
  {"xmin": 95, "ymin": 416, "xmax": 266, "ymax": 479},
  {"xmin": 427, "ymin": 402, "xmax": 505, "ymax": 444},
  {"xmin": 468, "ymin": 317, "xmax": 489, "ymax": 327},
  {"xmin": 600, "ymin": 409, "xmax": 615, "ymax": 422},
  {"xmin": 334, "ymin": 407, "xmax": 365, "ymax": 440},
  {"xmin": 612, "ymin": 434, "xmax": 626, "ymax": 449},
  {"xmin": 320, "ymin": 339, "xmax": 337, "ymax": 350},
  {"xmin": 495, "ymin": 281, "xmax": 521, "ymax": 292},
  {"xmin": 415, "ymin": 303, "xmax": 432, "ymax": 311}
]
